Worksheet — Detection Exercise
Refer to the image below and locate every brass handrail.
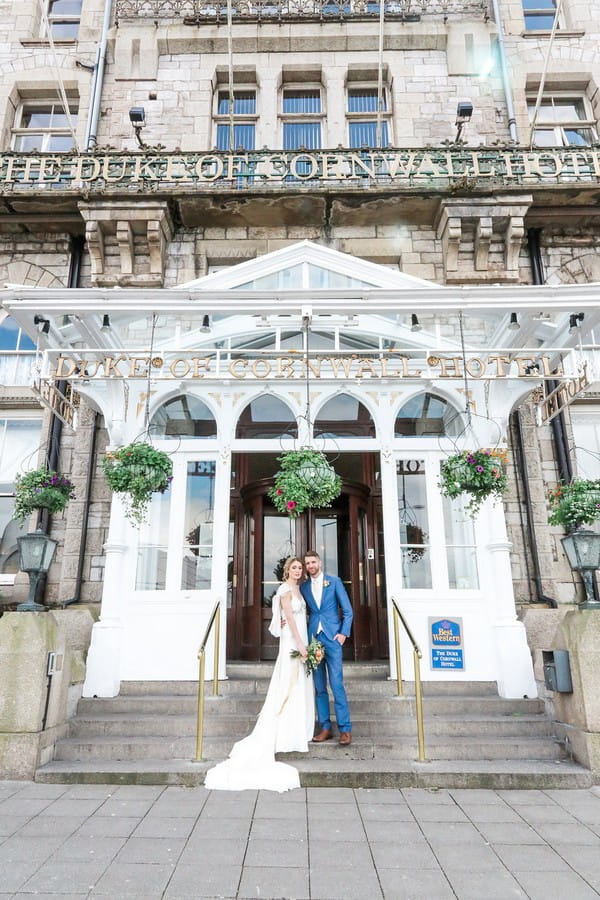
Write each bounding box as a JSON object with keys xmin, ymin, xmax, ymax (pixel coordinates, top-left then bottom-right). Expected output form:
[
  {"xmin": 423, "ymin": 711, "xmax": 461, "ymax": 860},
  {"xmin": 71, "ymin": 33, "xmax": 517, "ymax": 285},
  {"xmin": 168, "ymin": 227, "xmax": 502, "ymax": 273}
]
[
  {"xmin": 390, "ymin": 596, "xmax": 426, "ymax": 762},
  {"xmin": 195, "ymin": 600, "xmax": 221, "ymax": 762}
]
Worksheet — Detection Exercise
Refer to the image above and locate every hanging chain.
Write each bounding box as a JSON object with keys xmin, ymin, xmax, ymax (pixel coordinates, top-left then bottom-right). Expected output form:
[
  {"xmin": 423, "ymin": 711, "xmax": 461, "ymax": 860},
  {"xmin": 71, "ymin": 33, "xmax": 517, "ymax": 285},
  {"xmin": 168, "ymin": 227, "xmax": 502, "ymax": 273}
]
[
  {"xmin": 303, "ymin": 313, "xmax": 312, "ymax": 439},
  {"xmin": 458, "ymin": 312, "xmax": 472, "ymax": 427},
  {"xmin": 144, "ymin": 313, "xmax": 157, "ymax": 438}
]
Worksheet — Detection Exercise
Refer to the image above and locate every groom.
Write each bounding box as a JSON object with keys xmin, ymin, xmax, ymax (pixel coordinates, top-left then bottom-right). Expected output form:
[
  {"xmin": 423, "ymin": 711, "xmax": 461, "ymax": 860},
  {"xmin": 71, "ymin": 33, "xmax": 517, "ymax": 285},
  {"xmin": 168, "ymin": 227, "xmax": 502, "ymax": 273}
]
[{"xmin": 301, "ymin": 550, "xmax": 353, "ymax": 746}]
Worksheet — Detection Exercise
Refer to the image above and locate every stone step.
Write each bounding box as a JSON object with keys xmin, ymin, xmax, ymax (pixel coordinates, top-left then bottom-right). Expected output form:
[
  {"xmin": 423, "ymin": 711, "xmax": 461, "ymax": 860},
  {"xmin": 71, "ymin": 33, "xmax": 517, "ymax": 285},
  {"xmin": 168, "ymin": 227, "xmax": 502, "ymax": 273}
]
[
  {"xmin": 35, "ymin": 757, "xmax": 593, "ymax": 790},
  {"xmin": 68, "ymin": 712, "xmax": 555, "ymax": 740},
  {"xmin": 54, "ymin": 733, "xmax": 565, "ymax": 763},
  {"xmin": 77, "ymin": 694, "xmax": 545, "ymax": 717},
  {"xmin": 118, "ymin": 673, "xmax": 501, "ymax": 696}
]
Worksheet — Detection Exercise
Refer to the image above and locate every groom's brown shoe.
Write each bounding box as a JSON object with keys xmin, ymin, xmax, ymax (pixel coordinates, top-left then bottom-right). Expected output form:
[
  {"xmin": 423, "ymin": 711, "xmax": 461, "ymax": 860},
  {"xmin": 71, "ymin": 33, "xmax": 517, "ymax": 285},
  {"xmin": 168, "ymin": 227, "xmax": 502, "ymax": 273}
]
[
  {"xmin": 312, "ymin": 729, "xmax": 332, "ymax": 742},
  {"xmin": 339, "ymin": 732, "xmax": 352, "ymax": 746}
]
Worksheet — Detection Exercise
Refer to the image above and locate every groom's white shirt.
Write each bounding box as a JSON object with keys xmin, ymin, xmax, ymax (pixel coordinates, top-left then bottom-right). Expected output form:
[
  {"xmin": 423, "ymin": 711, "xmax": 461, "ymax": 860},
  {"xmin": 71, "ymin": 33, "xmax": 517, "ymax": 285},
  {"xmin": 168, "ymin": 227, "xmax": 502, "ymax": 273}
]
[{"xmin": 311, "ymin": 573, "xmax": 324, "ymax": 633}]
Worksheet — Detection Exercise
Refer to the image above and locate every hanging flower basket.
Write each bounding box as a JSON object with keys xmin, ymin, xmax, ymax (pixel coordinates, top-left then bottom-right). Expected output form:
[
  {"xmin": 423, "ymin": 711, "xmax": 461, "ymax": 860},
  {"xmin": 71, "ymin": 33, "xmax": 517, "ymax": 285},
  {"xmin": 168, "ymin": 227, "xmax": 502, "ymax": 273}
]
[
  {"xmin": 13, "ymin": 468, "xmax": 75, "ymax": 521},
  {"xmin": 268, "ymin": 448, "xmax": 342, "ymax": 518},
  {"xmin": 439, "ymin": 448, "xmax": 508, "ymax": 518},
  {"xmin": 548, "ymin": 479, "xmax": 600, "ymax": 533},
  {"xmin": 102, "ymin": 441, "xmax": 173, "ymax": 524}
]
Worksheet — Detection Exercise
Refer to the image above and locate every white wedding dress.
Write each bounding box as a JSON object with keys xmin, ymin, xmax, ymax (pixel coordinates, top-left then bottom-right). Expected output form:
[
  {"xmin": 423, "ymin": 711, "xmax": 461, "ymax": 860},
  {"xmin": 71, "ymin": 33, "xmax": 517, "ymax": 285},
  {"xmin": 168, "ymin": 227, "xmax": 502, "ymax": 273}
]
[{"xmin": 204, "ymin": 584, "xmax": 315, "ymax": 792}]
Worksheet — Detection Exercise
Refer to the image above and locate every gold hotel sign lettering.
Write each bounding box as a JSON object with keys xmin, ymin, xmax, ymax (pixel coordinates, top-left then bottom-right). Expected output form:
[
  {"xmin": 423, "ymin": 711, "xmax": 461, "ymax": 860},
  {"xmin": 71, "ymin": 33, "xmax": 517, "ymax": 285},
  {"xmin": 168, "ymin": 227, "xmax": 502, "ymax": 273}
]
[
  {"xmin": 50, "ymin": 351, "xmax": 581, "ymax": 383},
  {"xmin": 2, "ymin": 148, "xmax": 600, "ymax": 188}
]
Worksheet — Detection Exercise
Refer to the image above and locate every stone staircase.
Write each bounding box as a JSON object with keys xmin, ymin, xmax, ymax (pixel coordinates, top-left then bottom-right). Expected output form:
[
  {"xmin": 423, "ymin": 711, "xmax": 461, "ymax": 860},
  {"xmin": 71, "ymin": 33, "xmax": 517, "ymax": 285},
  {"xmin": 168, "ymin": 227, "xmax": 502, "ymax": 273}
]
[{"xmin": 36, "ymin": 662, "xmax": 593, "ymax": 788}]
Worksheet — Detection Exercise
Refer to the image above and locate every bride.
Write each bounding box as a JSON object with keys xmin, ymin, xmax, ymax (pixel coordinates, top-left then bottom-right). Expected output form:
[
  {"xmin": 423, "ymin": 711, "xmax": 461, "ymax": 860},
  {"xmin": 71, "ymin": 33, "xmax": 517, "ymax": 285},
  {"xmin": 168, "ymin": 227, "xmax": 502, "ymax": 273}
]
[{"xmin": 204, "ymin": 556, "xmax": 315, "ymax": 792}]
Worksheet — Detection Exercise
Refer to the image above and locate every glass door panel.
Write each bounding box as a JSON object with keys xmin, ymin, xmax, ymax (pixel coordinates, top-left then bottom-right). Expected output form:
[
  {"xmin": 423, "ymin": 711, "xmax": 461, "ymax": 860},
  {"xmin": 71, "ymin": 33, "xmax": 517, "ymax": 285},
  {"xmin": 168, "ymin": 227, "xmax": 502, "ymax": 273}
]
[
  {"xmin": 397, "ymin": 459, "xmax": 432, "ymax": 589},
  {"xmin": 135, "ymin": 487, "xmax": 171, "ymax": 590},
  {"xmin": 442, "ymin": 494, "xmax": 479, "ymax": 590},
  {"xmin": 181, "ymin": 461, "xmax": 216, "ymax": 590}
]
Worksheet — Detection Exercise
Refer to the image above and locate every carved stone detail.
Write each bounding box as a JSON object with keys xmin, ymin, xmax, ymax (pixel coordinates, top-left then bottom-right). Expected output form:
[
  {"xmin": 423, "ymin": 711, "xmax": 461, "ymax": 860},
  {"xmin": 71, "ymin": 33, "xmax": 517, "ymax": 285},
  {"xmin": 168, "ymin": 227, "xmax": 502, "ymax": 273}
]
[
  {"xmin": 435, "ymin": 195, "xmax": 533, "ymax": 283},
  {"xmin": 78, "ymin": 201, "xmax": 174, "ymax": 287}
]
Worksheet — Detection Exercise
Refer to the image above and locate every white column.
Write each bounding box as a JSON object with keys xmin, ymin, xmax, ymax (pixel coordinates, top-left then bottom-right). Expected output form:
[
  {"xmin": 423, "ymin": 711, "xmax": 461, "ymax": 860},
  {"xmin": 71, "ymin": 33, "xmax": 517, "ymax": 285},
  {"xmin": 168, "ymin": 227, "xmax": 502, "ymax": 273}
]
[
  {"xmin": 379, "ymin": 446, "xmax": 402, "ymax": 679},
  {"xmin": 82, "ymin": 501, "xmax": 130, "ymax": 698},
  {"xmin": 485, "ymin": 505, "xmax": 538, "ymax": 699}
]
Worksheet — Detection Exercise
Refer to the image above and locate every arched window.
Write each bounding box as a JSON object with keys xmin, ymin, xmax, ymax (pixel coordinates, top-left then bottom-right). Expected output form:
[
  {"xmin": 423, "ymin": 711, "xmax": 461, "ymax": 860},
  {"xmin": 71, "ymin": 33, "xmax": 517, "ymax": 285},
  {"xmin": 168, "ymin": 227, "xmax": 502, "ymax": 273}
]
[
  {"xmin": 236, "ymin": 396, "xmax": 298, "ymax": 439},
  {"xmin": 314, "ymin": 394, "xmax": 375, "ymax": 438},
  {"xmin": 150, "ymin": 395, "xmax": 217, "ymax": 439},
  {"xmin": 395, "ymin": 393, "xmax": 461, "ymax": 437}
]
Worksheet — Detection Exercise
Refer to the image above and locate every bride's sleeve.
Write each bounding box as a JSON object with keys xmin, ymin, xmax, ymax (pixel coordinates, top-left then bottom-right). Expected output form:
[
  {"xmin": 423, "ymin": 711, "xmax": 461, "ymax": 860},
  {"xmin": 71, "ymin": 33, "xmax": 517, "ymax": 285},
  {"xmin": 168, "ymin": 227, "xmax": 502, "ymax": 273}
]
[{"xmin": 268, "ymin": 585, "xmax": 290, "ymax": 637}]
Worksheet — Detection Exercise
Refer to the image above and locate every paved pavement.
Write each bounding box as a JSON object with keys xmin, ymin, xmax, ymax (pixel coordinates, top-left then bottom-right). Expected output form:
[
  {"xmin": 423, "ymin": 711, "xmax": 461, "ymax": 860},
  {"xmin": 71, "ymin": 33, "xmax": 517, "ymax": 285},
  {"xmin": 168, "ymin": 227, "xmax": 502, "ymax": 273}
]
[{"xmin": 1, "ymin": 781, "xmax": 600, "ymax": 899}]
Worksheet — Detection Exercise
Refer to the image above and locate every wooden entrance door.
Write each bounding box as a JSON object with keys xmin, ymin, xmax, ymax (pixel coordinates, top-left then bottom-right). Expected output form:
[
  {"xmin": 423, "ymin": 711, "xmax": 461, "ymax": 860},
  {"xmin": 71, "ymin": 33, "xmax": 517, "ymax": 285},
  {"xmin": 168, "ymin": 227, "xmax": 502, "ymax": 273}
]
[{"xmin": 228, "ymin": 459, "xmax": 387, "ymax": 660}]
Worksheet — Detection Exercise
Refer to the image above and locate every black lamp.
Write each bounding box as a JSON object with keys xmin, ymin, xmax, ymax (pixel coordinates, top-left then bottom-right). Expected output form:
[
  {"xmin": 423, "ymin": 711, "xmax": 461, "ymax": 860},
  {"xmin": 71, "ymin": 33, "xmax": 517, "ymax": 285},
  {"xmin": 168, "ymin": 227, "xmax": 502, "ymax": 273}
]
[{"xmin": 16, "ymin": 528, "xmax": 58, "ymax": 612}]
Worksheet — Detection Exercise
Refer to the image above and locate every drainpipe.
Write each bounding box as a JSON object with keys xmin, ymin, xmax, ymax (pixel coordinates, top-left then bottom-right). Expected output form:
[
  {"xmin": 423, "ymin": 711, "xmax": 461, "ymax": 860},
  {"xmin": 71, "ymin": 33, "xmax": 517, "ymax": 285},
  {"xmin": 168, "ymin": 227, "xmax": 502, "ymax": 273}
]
[
  {"xmin": 511, "ymin": 409, "xmax": 556, "ymax": 606},
  {"xmin": 84, "ymin": 0, "xmax": 113, "ymax": 149},
  {"xmin": 491, "ymin": 0, "xmax": 519, "ymax": 143},
  {"xmin": 528, "ymin": 228, "xmax": 572, "ymax": 484}
]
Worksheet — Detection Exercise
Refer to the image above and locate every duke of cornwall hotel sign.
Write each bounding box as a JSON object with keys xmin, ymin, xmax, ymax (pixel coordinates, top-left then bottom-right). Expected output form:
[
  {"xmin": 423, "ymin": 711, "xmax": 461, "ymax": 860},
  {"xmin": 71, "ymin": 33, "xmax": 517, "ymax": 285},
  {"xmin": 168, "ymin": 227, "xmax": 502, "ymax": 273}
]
[{"xmin": 2, "ymin": 147, "xmax": 600, "ymax": 189}]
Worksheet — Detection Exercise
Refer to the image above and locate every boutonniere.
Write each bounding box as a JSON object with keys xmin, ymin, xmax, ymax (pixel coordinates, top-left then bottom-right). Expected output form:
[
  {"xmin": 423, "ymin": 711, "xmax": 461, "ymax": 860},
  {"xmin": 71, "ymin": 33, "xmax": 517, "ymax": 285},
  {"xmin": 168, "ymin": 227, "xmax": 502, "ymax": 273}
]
[{"xmin": 323, "ymin": 580, "xmax": 330, "ymax": 588}]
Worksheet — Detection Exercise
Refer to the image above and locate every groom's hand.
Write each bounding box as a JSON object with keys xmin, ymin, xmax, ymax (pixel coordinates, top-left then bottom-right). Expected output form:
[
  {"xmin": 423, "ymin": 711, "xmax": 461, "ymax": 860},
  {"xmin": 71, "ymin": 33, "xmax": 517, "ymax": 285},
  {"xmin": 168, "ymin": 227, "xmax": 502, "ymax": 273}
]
[{"xmin": 334, "ymin": 634, "xmax": 346, "ymax": 645}]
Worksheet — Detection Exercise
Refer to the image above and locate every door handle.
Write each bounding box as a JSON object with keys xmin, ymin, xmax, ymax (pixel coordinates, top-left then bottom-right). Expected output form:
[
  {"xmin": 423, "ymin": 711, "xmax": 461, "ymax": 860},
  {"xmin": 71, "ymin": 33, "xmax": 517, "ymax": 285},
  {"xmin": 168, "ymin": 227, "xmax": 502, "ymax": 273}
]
[
  {"xmin": 359, "ymin": 562, "xmax": 364, "ymax": 582},
  {"xmin": 376, "ymin": 573, "xmax": 381, "ymax": 587},
  {"xmin": 232, "ymin": 573, "xmax": 237, "ymax": 588}
]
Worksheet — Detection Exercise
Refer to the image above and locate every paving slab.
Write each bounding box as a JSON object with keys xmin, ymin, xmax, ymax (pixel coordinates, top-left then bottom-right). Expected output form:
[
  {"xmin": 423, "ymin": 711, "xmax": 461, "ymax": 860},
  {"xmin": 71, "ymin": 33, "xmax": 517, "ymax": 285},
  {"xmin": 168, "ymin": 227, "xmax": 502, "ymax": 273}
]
[{"xmin": 4, "ymin": 781, "xmax": 600, "ymax": 898}]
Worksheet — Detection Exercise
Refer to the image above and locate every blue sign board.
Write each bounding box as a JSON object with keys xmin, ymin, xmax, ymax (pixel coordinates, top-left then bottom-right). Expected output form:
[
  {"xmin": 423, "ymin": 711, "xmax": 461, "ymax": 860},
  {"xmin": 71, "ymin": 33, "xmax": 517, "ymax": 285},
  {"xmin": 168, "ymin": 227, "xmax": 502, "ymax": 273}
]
[{"xmin": 429, "ymin": 618, "xmax": 465, "ymax": 670}]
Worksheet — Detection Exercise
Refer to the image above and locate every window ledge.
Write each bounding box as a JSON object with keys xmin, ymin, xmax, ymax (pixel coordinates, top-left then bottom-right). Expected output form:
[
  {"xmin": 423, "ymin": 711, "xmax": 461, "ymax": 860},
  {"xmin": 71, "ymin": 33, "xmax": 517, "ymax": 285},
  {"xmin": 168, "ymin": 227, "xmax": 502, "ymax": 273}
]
[
  {"xmin": 521, "ymin": 30, "xmax": 585, "ymax": 38},
  {"xmin": 20, "ymin": 39, "xmax": 77, "ymax": 47}
]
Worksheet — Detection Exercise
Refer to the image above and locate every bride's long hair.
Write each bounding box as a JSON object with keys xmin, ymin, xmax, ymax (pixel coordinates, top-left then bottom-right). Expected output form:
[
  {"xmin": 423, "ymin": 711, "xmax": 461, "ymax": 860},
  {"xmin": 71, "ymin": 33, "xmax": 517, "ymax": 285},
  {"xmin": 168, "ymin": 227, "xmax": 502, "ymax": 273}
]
[{"xmin": 283, "ymin": 556, "xmax": 305, "ymax": 581}]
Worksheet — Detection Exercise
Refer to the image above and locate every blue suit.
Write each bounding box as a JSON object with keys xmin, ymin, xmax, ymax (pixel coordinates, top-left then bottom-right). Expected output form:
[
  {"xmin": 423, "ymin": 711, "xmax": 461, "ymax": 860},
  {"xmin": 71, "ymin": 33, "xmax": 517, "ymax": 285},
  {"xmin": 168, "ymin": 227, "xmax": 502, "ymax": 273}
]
[{"xmin": 300, "ymin": 574, "xmax": 353, "ymax": 733}]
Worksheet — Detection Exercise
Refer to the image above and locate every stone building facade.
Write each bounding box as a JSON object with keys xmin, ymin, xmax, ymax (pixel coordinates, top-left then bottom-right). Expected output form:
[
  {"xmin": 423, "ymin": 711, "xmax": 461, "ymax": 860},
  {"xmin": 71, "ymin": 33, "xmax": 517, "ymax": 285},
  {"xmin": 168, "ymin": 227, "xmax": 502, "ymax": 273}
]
[{"xmin": 0, "ymin": 0, "xmax": 599, "ymax": 699}]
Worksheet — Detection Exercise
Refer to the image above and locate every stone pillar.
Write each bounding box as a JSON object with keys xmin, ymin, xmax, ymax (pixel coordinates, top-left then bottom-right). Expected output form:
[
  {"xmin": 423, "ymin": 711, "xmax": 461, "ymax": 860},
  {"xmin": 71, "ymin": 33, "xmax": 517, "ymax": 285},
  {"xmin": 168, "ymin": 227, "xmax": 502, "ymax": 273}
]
[
  {"xmin": 0, "ymin": 612, "xmax": 67, "ymax": 778},
  {"xmin": 552, "ymin": 610, "xmax": 600, "ymax": 774}
]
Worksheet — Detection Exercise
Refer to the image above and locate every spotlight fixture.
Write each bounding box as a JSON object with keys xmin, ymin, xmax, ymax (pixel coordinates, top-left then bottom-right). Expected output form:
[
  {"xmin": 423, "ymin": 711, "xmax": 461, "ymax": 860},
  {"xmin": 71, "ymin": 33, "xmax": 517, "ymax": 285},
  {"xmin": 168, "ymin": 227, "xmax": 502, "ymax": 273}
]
[
  {"xmin": 508, "ymin": 312, "xmax": 520, "ymax": 330},
  {"xmin": 410, "ymin": 313, "xmax": 422, "ymax": 332},
  {"xmin": 200, "ymin": 315, "xmax": 211, "ymax": 333},
  {"xmin": 129, "ymin": 107, "xmax": 147, "ymax": 150},
  {"xmin": 455, "ymin": 100, "xmax": 473, "ymax": 142},
  {"xmin": 101, "ymin": 314, "xmax": 111, "ymax": 332},
  {"xmin": 569, "ymin": 312, "xmax": 584, "ymax": 334},
  {"xmin": 34, "ymin": 315, "xmax": 50, "ymax": 334}
]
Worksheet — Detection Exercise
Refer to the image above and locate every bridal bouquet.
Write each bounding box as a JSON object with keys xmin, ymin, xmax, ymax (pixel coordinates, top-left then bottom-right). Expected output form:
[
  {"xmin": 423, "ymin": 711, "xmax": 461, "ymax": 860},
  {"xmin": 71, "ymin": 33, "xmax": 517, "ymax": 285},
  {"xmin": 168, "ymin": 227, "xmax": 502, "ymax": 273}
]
[{"xmin": 292, "ymin": 637, "xmax": 325, "ymax": 676}]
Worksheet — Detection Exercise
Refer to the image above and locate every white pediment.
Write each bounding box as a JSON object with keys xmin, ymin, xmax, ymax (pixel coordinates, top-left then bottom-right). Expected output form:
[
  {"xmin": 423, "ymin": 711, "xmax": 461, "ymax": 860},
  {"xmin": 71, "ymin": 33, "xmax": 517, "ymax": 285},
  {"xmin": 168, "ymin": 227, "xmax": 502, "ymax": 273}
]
[{"xmin": 178, "ymin": 240, "xmax": 438, "ymax": 292}]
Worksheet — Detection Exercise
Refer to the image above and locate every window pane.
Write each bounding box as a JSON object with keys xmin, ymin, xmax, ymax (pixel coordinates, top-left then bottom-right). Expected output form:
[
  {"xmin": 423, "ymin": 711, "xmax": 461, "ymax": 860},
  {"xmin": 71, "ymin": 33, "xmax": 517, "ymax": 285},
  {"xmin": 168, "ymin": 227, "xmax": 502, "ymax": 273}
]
[
  {"xmin": 532, "ymin": 128, "xmax": 559, "ymax": 147},
  {"xmin": 283, "ymin": 122, "xmax": 321, "ymax": 150},
  {"xmin": 217, "ymin": 91, "xmax": 256, "ymax": 115},
  {"xmin": 349, "ymin": 120, "xmax": 388, "ymax": 148},
  {"xmin": 21, "ymin": 108, "xmax": 53, "ymax": 128},
  {"xmin": 47, "ymin": 134, "xmax": 76, "ymax": 151},
  {"xmin": 315, "ymin": 393, "xmax": 375, "ymax": 438},
  {"xmin": 216, "ymin": 122, "xmax": 255, "ymax": 151},
  {"xmin": 552, "ymin": 99, "xmax": 585, "ymax": 121},
  {"xmin": 565, "ymin": 128, "xmax": 593, "ymax": 146},
  {"xmin": 395, "ymin": 392, "xmax": 461, "ymax": 437},
  {"xmin": 283, "ymin": 91, "xmax": 321, "ymax": 114},
  {"xmin": 397, "ymin": 459, "xmax": 431, "ymax": 589},
  {"xmin": 135, "ymin": 488, "xmax": 171, "ymax": 590},
  {"xmin": 0, "ymin": 497, "xmax": 31, "ymax": 575},
  {"xmin": 236, "ymin": 396, "xmax": 297, "ymax": 439},
  {"xmin": 571, "ymin": 411, "xmax": 600, "ymax": 479},
  {"xmin": 348, "ymin": 89, "xmax": 386, "ymax": 113},
  {"xmin": 0, "ymin": 419, "xmax": 43, "ymax": 482},
  {"xmin": 150, "ymin": 395, "xmax": 217, "ymax": 439},
  {"xmin": 524, "ymin": 12, "xmax": 556, "ymax": 27},
  {"xmin": 442, "ymin": 494, "xmax": 479, "ymax": 589},
  {"xmin": 181, "ymin": 461, "xmax": 216, "ymax": 590},
  {"xmin": 49, "ymin": 0, "xmax": 82, "ymax": 14}
]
